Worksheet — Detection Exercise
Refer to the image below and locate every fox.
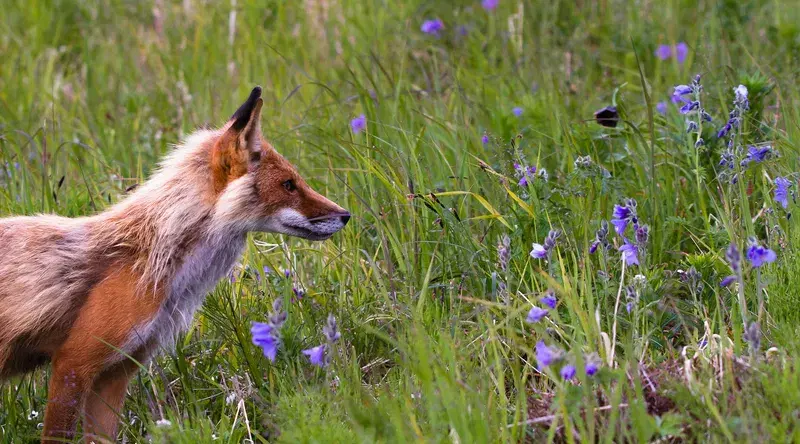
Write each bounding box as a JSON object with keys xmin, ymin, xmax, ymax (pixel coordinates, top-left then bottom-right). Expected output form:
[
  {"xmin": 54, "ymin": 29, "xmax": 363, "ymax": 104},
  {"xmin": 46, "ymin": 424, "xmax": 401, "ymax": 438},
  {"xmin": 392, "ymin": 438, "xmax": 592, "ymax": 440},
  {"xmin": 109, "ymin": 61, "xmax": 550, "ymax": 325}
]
[{"xmin": 0, "ymin": 86, "xmax": 350, "ymax": 443}]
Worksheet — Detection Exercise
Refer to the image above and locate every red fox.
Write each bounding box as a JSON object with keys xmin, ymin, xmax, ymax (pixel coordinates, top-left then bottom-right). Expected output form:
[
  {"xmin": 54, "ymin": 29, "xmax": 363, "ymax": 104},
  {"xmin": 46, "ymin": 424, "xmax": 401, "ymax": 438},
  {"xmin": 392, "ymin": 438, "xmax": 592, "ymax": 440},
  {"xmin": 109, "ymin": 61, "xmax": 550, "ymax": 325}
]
[{"xmin": 0, "ymin": 87, "xmax": 350, "ymax": 443}]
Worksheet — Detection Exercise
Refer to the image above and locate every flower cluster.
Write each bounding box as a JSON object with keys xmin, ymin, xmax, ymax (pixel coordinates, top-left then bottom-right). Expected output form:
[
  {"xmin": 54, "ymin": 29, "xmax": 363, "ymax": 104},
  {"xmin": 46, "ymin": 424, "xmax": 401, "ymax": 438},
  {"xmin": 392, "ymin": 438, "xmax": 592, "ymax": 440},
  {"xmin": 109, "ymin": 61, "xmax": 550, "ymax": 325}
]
[
  {"xmin": 589, "ymin": 220, "xmax": 611, "ymax": 254},
  {"xmin": 530, "ymin": 229, "xmax": 562, "ymax": 260},
  {"xmin": 526, "ymin": 289, "xmax": 557, "ymax": 323},
  {"xmin": 251, "ymin": 299, "xmax": 288, "ymax": 362},
  {"xmin": 655, "ymin": 42, "xmax": 689, "ymax": 64},
  {"xmin": 610, "ymin": 199, "xmax": 648, "ymax": 267},
  {"xmin": 514, "ymin": 163, "xmax": 537, "ymax": 187},
  {"xmin": 774, "ymin": 176, "xmax": 792, "ymax": 209},
  {"xmin": 717, "ymin": 85, "xmax": 749, "ymax": 139},
  {"xmin": 535, "ymin": 341, "xmax": 601, "ymax": 380},
  {"xmin": 302, "ymin": 314, "xmax": 341, "ymax": 368},
  {"xmin": 674, "ymin": 75, "xmax": 711, "ymax": 148}
]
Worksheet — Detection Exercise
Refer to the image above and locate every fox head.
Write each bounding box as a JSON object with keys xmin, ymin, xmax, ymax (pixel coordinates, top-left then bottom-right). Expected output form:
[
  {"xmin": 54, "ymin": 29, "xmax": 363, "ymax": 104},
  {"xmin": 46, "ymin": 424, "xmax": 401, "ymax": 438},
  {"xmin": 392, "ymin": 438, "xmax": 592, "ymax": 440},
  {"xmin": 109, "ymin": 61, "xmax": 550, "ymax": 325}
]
[{"xmin": 209, "ymin": 86, "xmax": 349, "ymax": 240}]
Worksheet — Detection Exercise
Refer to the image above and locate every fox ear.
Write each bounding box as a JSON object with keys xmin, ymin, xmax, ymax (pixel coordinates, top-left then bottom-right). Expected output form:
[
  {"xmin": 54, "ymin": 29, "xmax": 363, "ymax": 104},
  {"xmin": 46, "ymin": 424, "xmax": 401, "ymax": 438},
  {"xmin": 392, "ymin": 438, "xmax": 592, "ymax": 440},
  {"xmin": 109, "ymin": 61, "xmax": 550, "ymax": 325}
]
[{"xmin": 228, "ymin": 86, "xmax": 263, "ymax": 154}]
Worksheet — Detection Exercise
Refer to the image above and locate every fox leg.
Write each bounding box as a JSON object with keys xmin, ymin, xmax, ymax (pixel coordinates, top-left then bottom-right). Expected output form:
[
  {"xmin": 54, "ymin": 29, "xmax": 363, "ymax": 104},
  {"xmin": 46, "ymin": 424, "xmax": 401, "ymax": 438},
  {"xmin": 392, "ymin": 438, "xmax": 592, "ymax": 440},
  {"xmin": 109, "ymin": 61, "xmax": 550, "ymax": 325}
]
[
  {"xmin": 82, "ymin": 358, "xmax": 141, "ymax": 443},
  {"xmin": 41, "ymin": 263, "xmax": 163, "ymax": 443}
]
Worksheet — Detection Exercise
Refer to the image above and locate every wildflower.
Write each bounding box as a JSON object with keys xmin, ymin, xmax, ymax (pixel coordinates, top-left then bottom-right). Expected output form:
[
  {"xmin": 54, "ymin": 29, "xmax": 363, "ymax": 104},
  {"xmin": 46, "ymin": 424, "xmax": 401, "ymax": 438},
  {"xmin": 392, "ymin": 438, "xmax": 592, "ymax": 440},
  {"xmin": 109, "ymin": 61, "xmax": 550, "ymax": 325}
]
[
  {"xmin": 515, "ymin": 164, "xmax": 536, "ymax": 187},
  {"xmin": 526, "ymin": 306, "xmax": 548, "ymax": 323},
  {"xmin": 717, "ymin": 121, "xmax": 732, "ymax": 139},
  {"xmin": 574, "ymin": 155, "xmax": 593, "ymax": 169},
  {"xmin": 679, "ymin": 101, "xmax": 699, "ymax": 114},
  {"xmin": 421, "ymin": 19, "xmax": 444, "ymax": 35},
  {"xmin": 322, "ymin": 314, "xmax": 340, "ymax": 343},
  {"xmin": 619, "ymin": 239, "xmax": 639, "ymax": 266},
  {"xmin": 774, "ymin": 177, "xmax": 791, "ymax": 209},
  {"xmin": 671, "ymin": 92, "xmax": 690, "ymax": 104},
  {"xmin": 251, "ymin": 299, "xmax": 287, "ymax": 362},
  {"xmin": 726, "ymin": 243, "xmax": 741, "ymax": 273},
  {"xmin": 674, "ymin": 42, "xmax": 689, "ymax": 64},
  {"xmin": 718, "ymin": 85, "xmax": 749, "ymax": 140},
  {"xmin": 512, "ymin": 107, "xmax": 523, "ymax": 117},
  {"xmin": 350, "ymin": 114, "xmax": 366, "ymax": 133},
  {"xmin": 535, "ymin": 341, "xmax": 560, "ymax": 367},
  {"xmin": 656, "ymin": 101, "xmax": 668, "ymax": 115},
  {"xmin": 635, "ymin": 224, "xmax": 649, "ymax": 246},
  {"xmin": 481, "ymin": 134, "xmax": 490, "ymax": 144},
  {"xmin": 481, "ymin": 0, "xmax": 499, "ymax": 10},
  {"xmin": 720, "ymin": 275, "xmax": 736, "ymax": 287},
  {"xmin": 743, "ymin": 322, "xmax": 761, "ymax": 353},
  {"xmin": 590, "ymin": 220, "xmax": 611, "ymax": 254},
  {"xmin": 530, "ymin": 243, "xmax": 548, "ymax": 259},
  {"xmin": 283, "ymin": 269, "xmax": 291, "ymax": 278},
  {"xmin": 540, "ymin": 290, "xmax": 557, "ymax": 309},
  {"xmin": 585, "ymin": 354, "xmax": 601, "ymax": 376},
  {"xmin": 686, "ymin": 121, "xmax": 698, "ymax": 133},
  {"xmin": 497, "ymin": 234, "xmax": 511, "ymax": 272},
  {"xmin": 292, "ymin": 286, "xmax": 305, "ymax": 303},
  {"xmin": 594, "ymin": 106, "xmax": 619, "ymax": 128},
  {"xmin": 302, "ymin": 344, "xmax": 328, "ymax": 367},
  {"xmin": 655, "ymin": 44, "xmax": 672, "ymax": 60},
  {"xmin": 746, "ymin": 240, "xmax": 777, "ymax": 268},
  {"xmin": 673, "ymin": 85, "xmax": 693, "ymax": 96},
  {"xmin": 611, "ymin": 203, "xmax": 634, "ymax": 235},
  {"xmin": 560, "ymin": 364, "xmax": 577, "ymax": 380},
  {"xmin": 740, "ymin": 145, "xmax": 774, "ymax": 167}
]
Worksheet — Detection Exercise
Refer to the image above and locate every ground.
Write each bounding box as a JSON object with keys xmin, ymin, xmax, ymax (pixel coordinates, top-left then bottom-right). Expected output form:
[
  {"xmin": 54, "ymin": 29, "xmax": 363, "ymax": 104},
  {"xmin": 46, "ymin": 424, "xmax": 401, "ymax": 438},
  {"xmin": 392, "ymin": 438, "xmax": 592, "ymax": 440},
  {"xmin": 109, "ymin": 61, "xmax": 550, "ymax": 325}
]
[{"xmin": 2, "ymin": 0, "xmax": 800, "ymax": 442}]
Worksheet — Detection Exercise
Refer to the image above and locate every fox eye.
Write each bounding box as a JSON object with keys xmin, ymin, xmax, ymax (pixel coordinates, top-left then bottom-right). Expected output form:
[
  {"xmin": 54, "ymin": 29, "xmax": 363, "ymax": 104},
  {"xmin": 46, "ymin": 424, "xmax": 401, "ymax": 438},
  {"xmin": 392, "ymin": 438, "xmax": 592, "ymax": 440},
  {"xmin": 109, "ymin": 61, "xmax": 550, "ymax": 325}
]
[{"xmin": 282, "ymin": 180, "xmax": 296, "ymax": 192}]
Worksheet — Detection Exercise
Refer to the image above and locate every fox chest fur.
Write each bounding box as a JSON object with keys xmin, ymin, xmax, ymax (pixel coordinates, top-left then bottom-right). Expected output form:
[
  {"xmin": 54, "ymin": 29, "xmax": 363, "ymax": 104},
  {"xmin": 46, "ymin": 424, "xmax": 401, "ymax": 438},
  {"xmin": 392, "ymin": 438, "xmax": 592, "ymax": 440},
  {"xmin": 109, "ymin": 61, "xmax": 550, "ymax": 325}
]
[{"xmin": 120, "ymin": 231, "xmax": 247, "ymax": 357}]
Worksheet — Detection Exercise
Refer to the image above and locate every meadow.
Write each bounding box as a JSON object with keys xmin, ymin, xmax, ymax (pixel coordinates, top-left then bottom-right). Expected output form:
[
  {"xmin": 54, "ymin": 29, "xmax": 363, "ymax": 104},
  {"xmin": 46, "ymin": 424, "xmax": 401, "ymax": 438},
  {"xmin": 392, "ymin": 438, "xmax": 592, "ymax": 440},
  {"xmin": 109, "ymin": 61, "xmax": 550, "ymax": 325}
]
[{"xmin": 2, "ymin": 0, "xmax": 800, "ymax": 442}]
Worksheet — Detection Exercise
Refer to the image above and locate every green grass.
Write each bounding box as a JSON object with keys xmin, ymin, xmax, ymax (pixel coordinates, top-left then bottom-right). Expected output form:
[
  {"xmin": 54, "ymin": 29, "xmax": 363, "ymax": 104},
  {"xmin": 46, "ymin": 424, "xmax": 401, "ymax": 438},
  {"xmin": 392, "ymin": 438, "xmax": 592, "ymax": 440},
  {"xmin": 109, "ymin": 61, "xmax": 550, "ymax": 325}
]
[{"xmin": 2, "ymin": 0, "xmax": 800, "ymax": 442}]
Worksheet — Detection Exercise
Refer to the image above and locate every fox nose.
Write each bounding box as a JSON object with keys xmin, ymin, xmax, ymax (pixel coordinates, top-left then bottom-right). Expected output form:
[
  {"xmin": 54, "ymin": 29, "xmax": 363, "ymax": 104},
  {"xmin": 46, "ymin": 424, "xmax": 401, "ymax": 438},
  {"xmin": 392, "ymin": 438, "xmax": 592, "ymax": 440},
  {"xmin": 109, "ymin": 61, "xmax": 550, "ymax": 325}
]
[{"xmin": 340, "ymin": 212, "xmax": 351, "ymax": 226}]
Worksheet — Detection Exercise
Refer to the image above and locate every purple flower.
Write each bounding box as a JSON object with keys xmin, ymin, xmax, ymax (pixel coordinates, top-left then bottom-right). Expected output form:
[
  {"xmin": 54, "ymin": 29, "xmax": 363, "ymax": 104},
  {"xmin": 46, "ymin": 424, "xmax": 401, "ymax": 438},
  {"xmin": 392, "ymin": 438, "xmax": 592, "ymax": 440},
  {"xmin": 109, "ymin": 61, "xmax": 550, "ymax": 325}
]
[
  {"xmin": 674, "ymin": 42, "xmax": 689, "ymax": 64},
  {"xmin": 717, "ymin": 122, "xmax": 732, "ymax": 139},
  {"xmin": 619, "ymin": 240, "xmax": 639, "ymax": 266},
  {"xmin": 775, "ymin": 177, "xmax": 791, "ymax": 209},
  {"xmin": 530, "ymin": 243, "xmax": 547, "ymax": 259},
  {"xmin": 746, "ymin": 242, "xmax": 777, "ymax": 268},
  {"xmin": 611, "ymin": 204, "xmax": 632, "ymax": 235},
  {"xmin": 720, "ymin": 275, "xmax": 737, "ymax": 288},
  {"xmin": 540, "ymin": 292, "xmax": 557, "ymax": 309},
  {"xmin": 292, "ymin": 286, "xmax": 305, "ymax": 303},
  {"xmin": 512, "ymin": 107, "xmax": 523, "ymax": 117},
  {"xmin": 350, "ymin": 114, "xmax": 366, "ymax": 133},
  {"xmin": 585, "ymin": 355, "xmax": 601, "ymax": 376},
  {"xmin": 655, "ymin": 44, "xmax": 672, "ymax": 60},
  {"xmin": 741, "ymin": 145, "xmax": 774, "ymax": 166},
  {"xmin": 481, "ymin": 0, "xmax": 499, "ymax": 10},
  {"xmin": 679, "ymin": 101, "xmax": 699, "ymax": 114},
  {"xmin": 535, "ymin": 341, "xmax": 558, "ymax": 367},
  {"xmin": 656, "ymin": 101, "xmax": 668, "ymax": 115},
  {"xmin": 560, "ymin": 364, "xmax": 577, "ymax": 380},
  {"xmin": 673, "ymin": 85, "xmax": 693, "ymax": 96},
  {"xmin": 251, "ymin": 322, "xmax": 280, "ymax": 362},
  {"xmin": 302, "ymin": 344, "xmax": 328, "ymax": 367},
  {"xmin": 518, "ymin": 176, "xmax": 528, "ymax": 187},
  {"xmin": 421, "ymin": 19, "xmax": 444, "ymax": 35},
  {"xmin": 323, "ymin": 314, "xmax": 340, "ymax": 343},
  {"xmin": 671, "ymin": 93, "xmax": 689, "ymax": 104},
  {"xmin": 283, "ymin": 269, "xmax": 291, "ymax": 278},
  {"xmin": 481, "ymin": 134, "xmax": 489, "ymax": 144},
  {"xmin": 526, "ymin": 306, "xmax": 548, "ymax": 323}
]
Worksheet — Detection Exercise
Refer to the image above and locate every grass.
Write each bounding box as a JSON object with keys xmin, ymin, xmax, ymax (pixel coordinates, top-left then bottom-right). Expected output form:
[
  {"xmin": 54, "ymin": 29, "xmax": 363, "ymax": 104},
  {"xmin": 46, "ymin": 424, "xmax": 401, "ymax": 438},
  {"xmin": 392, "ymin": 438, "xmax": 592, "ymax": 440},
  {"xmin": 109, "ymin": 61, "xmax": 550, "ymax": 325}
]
[{"xmin": 2, "ymin": 0, "xmax": 800, "ymax": 442}]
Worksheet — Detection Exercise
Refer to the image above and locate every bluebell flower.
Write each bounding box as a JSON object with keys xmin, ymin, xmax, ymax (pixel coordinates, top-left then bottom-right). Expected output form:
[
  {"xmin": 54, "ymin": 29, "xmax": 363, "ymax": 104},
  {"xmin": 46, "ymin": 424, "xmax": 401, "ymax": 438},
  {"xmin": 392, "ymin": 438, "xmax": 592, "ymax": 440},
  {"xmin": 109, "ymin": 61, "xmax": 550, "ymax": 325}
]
[
  {"xmin": 585, "ymin": 354, "xmax": 601, "ymax": 376},
  {"xmin": 775, "ymin": 177, "xmax": 791, "ymax": 209},
  {"xmin": 283, "ymin": 269, "xmax": 291, "ymax": 278},
  {"xmin": 302, "ymin": 344, "xmax": 328, "ymax": 367},
  {"xmin": 526, "ymin": 306, "xmax": 548, "ymax": 323},
  {"xmin": 611, "ymin": 204, "xmax": 632, "ymax": 235},
  {"xmin": 323, "ymin": 314, "xmax": 341, "ymax": 343},
  {"xmin": 251, "ymin": 322, "xmax": 279, "ymax": 361},
  {"xmin": 740, "ymin": 145, "xmax": 774, "ymax": 166},
  {"xmin": 720, "ymin": 275, "xmax": 737, "ymax": 288},
  {"xmin": 619, "ymin": 239, "xmax": 639, "ymax": 266},
  {"xmin": 590, "ymin": 220, "xmax": 611, "ymax": 254},
  {"xmin": 535, "ymin": 341, "xmax": 559, "ymax": 367},
  {"xmin": 717, "ymin": 121, "xmax": 732, "ymax": 139},
  {"xmin": 560, "ymin": 364, "xmax": 577, "ymax": 380},
  {"xmin": 512, "ymin": 107, "xmax": 523, "ymax": 117},
  {"xmin": 540, "ymin": 291, "xmax": 557, "ymax": 309},
  {"xmin": 726, "ymin": 243, "xmax": 741, "ymax": 273},
  {"xmin": 674, "ymin": 42, "xmax": 689, "ymax": 64},
  {"xmin": 530, "ymin": 243, "xmax": 547, "ymax": 259},
  {"xmin": 656, "ymin": 101, "xmax": 668, "ymax": 115},
  {"xmin": 673, "ymin": 85, "xmax": 693, "ymax": 96},
  {"xmin": 655, "ymin": 45, "xmax": 671, "ymax": 60},
  {"xmin": 746, "ymin": 241, "xmax": 777, "ymax": 268},
  {"xmin": 421, "ymin": 19, "xmax": 444, "ymax": 35},
  {"xmin": 481, "ymin": 134, "xmax": 490, "ymax": 144},
  {"xmin": 350, "ymin": 114, "xmax": 366, "ymax": 133},
  {"xmin": 671, "ymin": 93, "xmax": 689, "ymax": 104},
  {"xmin": 481, "ymin": 0, "xmax": 499, "ymax": 10},
  {"xmin": 679, "ymin": 101, "xmax": 699, "ymax": 114}
]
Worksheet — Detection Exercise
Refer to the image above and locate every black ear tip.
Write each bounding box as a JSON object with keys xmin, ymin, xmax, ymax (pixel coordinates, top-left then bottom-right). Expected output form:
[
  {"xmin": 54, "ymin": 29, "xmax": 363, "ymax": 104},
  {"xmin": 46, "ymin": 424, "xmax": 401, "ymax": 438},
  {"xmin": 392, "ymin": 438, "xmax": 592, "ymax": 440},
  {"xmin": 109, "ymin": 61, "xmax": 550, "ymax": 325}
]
[{"xmin": 230, "ymin": 86, "xmax": 263, "ymax": 129}]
